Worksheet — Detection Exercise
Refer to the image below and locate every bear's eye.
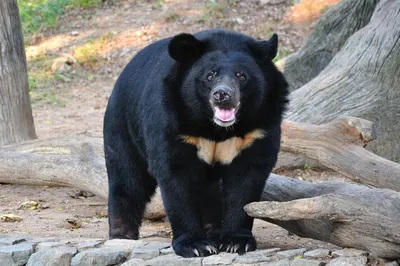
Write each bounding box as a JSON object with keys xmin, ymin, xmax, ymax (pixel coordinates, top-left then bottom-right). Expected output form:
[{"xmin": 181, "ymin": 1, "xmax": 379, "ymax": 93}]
[
  {"xmin": 206, "ymin": 71, "xmax": 217, "ymax": 81},
  {"xmin": 236, "ymin": 72, "xmax": 246, "ymax": 82}
]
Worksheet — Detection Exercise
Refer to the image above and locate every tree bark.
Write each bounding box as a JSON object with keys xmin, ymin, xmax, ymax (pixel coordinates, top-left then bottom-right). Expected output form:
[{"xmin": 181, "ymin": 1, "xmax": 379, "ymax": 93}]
[
  {"xmin": 245, "ymin": 173, "xmax": 400, "ymax": 259},
  {"xmin": 1, "ymin": 116, "xmax": 400, "ymax": 219},
  {"xmin": 0, "ymin": 0, "xmax": 37, "ymax": 146},
  {"xmin": 281, "ymin": 117, "xmax": 400, "ymax": 191},
  {"xmin": 283, "ymin": 0, "xmax": 379, "ymax": 91},
  {"xmin": 286, "ymin": 0, "xmax": 400, "ymax": 162}
]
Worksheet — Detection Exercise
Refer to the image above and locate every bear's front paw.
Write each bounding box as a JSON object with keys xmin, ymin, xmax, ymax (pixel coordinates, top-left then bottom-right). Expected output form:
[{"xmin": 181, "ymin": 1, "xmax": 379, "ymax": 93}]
[
  {"xmin": 219, "ymin": 230, "xmax": 257, "ymax": 254},
  {"xmin": 172, "ymin": 236, "xmax": 219, "ymax": 258}
]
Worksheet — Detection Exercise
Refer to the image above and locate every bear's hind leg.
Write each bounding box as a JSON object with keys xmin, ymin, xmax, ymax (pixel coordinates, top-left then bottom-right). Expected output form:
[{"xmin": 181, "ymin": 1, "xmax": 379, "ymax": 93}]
[{"xmin": 105, "ymin": 143, "xmax": 157, "ymax": 240}]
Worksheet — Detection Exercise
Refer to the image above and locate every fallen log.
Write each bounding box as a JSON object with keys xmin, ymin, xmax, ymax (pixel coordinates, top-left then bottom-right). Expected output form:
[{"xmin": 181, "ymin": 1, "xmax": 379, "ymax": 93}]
[
  {"xmin": 1, "ymin": 117, "xmax": 400, "ymax": 258},
  {"xmin": 281, "ymin": 117, "xmax": 400, "ymax": 191},
  {"xmin": 245, "ymin": 173, "xmax": 400, "ymax": 259},
  {"xmin": 2, "ymin": 117, "xmax": 398, "ymax": 192}
]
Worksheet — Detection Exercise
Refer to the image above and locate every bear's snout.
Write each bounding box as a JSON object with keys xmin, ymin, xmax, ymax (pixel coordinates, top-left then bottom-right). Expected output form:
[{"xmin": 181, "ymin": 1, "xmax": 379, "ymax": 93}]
[
  {"xmin": 210, "ymin": 85, "xmax": 240, "ymax": 127},
  {"xmin": 212, "ymin": 86, "xmax": 233, "ymax": 104}
]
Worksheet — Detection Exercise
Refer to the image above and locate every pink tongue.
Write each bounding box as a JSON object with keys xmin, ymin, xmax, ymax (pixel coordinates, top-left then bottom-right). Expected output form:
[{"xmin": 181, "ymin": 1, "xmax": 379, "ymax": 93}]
[{"xmin": 215, "ymin": 107, "xmax": 235, "ymax": 121}]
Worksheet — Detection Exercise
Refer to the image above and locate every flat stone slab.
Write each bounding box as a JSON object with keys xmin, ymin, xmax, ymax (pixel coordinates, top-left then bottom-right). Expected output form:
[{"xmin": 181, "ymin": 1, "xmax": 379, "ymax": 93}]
[
  {"xmin": 264, "ymin": 258, "xmax": 291, "ymax": 266},
  {"xmin": 145, "ymin": 254, "xmax": 203, "ymax": 266},
  {"xmin": 326, "ymin": 256, "xmax": 368, "ymax": 266},
  {"xmin": 131, "ymin": 246, "xmax": 160, "ymax": 260},
  {"xmin": 203, "ymin": 253, "xmax": 238, "ymax": 265},
  {"xmin": 277, "ymin": 248, "xmax": 307, "ymax": 258},
  {"xmin": 0, "ymin": 243, "xmax": 34, "ymax": 266},
  {"xmin": 160, "ymin": 247, "xmax": 174, "ymax": 255},
  {"xmin": 0, "ymin": 236, "xmax": 29, "ymax": 246},
  {"xmin": 331, "ymin": 248, "xmax": 368, "ymax": 257},
  {"xmin": 71, "ymin": 247, "xmax": 129, "ymax": 266},
  {"xmin": 103, "ymin": 239, "xmax": 147, "ymax": 251},
  {"xmin": 120, "ymin": 258, "xmax": 146, "ymax": 266},
  {"xmin": 291, "ymin": 258, "xmax": 325, "ymax": 266},
  {"xmin": 26, "ymin": 247, "xmax": 77, "ymax": 266},
  {"xmin": 75, "ymin": 240, "xmax": 103, "ymax": 251},
  {"xmin": 36, "ymin": 241, "xmax": 65, "ymax": 251},
  {"xmin": 233, "ymin": 252, "xmax": 274, "ymax": 264},
  {"xmin": 0, "ymin": 237, "xmax": 397, "ymax": 266},
  {"xmin": 303, "ymin": 249, "xmax": 331, "ymax": 259}
]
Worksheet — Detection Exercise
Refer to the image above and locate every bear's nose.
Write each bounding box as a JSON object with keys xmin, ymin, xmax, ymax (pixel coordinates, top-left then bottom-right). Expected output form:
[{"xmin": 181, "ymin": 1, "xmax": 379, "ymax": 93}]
[{"xmin": 212, "ymin": 87, "xmax": 232, "ymax": 103}]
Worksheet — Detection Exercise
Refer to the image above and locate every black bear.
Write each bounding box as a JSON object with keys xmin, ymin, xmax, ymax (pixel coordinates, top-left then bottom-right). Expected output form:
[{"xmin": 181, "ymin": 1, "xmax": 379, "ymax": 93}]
[{"xmin": 103, "ymin": 29, "xmax": 288, "ymax": 258}]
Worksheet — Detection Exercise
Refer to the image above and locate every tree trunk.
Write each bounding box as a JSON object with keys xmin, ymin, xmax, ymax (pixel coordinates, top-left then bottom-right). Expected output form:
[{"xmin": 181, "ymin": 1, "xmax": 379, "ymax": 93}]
[
  {"xmin": 281, "ymin": 117, "xmax": 400, "ymax": 191},
  {"xmin": 283, "ymin": 0, "xmax": 379, "ymax": 91},
  {"xmin": 0, "ymin": 0, "xmax": 37, "ymax": 146},
  {"xmin": 286, "ymin": 0, "xmax": 400, "ymax": 162},
  {"xmin": 245, "ymin": 173, "xmax": 400, "ymax": 259}
]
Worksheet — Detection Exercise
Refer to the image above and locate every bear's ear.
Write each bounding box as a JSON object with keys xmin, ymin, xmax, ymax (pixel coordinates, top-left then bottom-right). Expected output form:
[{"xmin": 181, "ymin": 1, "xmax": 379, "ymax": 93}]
[
  {"xmin": 168, "ymin": 33, "xmax": 205, "ymax": 62},
  {"xmin": 254, "ymin": 33, "xmax": 278, "ymax": 62}
]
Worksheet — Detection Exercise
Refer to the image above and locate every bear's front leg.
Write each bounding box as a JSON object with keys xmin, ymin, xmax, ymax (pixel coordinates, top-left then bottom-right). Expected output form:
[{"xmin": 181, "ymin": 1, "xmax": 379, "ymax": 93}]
[
  {"xmin": 219, "ymin": 164, "xmax": 270, "ymax": 254},
  {"xmin": 152, "ymin": 163, "xmax": 219, "ymax": 258}
]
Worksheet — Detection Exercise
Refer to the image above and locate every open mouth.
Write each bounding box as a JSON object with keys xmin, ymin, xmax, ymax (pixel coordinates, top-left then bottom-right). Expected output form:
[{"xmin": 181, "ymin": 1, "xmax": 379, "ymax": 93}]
[{"xmin": 212, "ymin": 105, "xmax": 239, "ymax": 127}]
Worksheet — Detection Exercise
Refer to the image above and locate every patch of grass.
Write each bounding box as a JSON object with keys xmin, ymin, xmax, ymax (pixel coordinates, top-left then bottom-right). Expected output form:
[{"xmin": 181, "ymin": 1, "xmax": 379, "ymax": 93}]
[
  {"xmin": 69, "ymin": 0, "xmax": 102, "ymax": 9},
  {"xmin": 303, "ymin": 164, "xmax": 314, "ymax": 170},
  {"xmin": 27, "ymin": 53, "xmax": 66, "ymax": 96},
  {"xmin": 31, "ymin": 89, "xmax": 66, "ymax": 107},
  {"xmin": 18, "ymin": 0, "xmax": 102, "ymax": 43},
  {"xmin": 18, "ymin": 0, "xmax": 70, "ymax": 38},
  {"xmin": 74, "ymin": 32, "xmax": 114, "ymax": 69}
]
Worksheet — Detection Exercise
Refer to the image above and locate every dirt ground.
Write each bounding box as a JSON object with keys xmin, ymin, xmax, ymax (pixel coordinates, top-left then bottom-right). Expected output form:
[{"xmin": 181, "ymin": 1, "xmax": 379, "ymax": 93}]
[
  {"xmin": 2, "ymin": 0, "xmax": 342, "ymax": 251},
  {"xmin": 0, "ymin": 170, "xmax": 341, "ymax": 251}
]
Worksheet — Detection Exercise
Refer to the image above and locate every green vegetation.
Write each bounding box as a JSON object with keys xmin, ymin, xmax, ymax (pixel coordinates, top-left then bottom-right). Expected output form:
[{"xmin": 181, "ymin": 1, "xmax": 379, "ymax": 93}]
[
  {"xmin": 18, "ymin": 0, "xmax": 102, "ymax": 39},
  {"xmin": 303, "ymin": 163, "xmax": 314, "ymax": 170},
  {"xmin": 73, "ymin": 32, "xmax": 114, "ymax": 68},
  {"xmin": 31, "ymin": 89, "xmax": 66, "ymax": 107}
]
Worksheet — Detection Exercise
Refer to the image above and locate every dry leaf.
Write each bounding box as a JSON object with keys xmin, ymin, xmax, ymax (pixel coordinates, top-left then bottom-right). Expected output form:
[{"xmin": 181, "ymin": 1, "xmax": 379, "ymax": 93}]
[
  {"xmin": 20, "ymin": 201, "xmax": 40, "ymax": 210},
  {"xmin": 1, "ymin": 214, "xmax": 23, "ymax": 222}
]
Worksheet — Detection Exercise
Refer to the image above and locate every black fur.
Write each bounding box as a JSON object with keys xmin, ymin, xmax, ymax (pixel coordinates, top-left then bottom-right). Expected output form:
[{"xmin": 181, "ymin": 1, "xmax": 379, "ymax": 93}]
[{"xmin": 103, "ymin": 29, "xmax": 289, "ymax": 258}]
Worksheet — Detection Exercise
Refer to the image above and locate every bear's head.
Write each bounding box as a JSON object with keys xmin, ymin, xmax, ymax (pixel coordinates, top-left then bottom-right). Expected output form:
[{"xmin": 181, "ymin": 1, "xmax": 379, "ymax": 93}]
[{"xmin": 167, "ymin": 30, "xmax": 288, "ymax": 135}]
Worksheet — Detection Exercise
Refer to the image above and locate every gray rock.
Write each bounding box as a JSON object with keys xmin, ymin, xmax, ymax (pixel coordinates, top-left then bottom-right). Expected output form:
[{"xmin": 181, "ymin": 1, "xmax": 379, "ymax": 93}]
[
  {"xmin": 203, "ymin": 253, "xmax": 238, "ymax": 265},
  {"xmin": 145, "ymin": 254, "xmax": 203, "ymax": 266},
  {"xmin": 103, "ymin": 239, "xmax": 147, "ymax": 251},
  {"xmin": 60, "ymin": 238, "xmax": 104, "ymax": 246},
  {"xmin": 277, "ymin": 248, "xmax": 307, "ymax": 258},
  {"xmin": 0, "ymin": 236, "xmax": 28, "ymax": 246},
  {"xmin": 120, "ymin": 258, "xmax": 145, "ymax": 266},
  {"xmin": 71, "ymin": 247, "xmax": 129, "ymax": 266},
  {"xmin": 303, "ymin": 249, "xmax": 331, "ymax": 259},
  {"xmin": 0, "ymin": 243, "xmax": 34, "ymax": 266},
  {"xmin": 331, "ymin": 248, "xmax": 368, "ymax": 257},
  {"xmin": 291, "ymin": 258, "xmax": 324, "ymax": 266},
  {"xmin": 36, "ymin": 241, "xmax": 65, "ymax": 251},
  {"xmin": 234, "ymin": 252, "xmax": 274, "ymax": 264},
  {"xmin": 144, "ymin": 241, "xmax": 170, "ymax": 250},
  {"xmin": 263, "ymin": 258, "xmax": 291, "ymax": 266},
  {"xmin": 26, "ymin": 247, "xmax": 77, "ymax": 266},
  {"xmin": 326, "ymin": 256, "xmax": 368, "ymax": 266},
  {"xmin": 131, "ymin": 247, "xmax": 159, "ymax": 260},
  {"xmin": 76, "ymin": 240, "xmax": 102, "ymax": 251},
  {"xmin": 27, "ymin": 237, "xmax": 58, "ymax": 245},
  {"xmin": 252, "ymin": 248, "xmax": 281, "ymax": 256},
  {"xmin": 160, "ymin": 247, "xmax": 174, "ymax": 255}
]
